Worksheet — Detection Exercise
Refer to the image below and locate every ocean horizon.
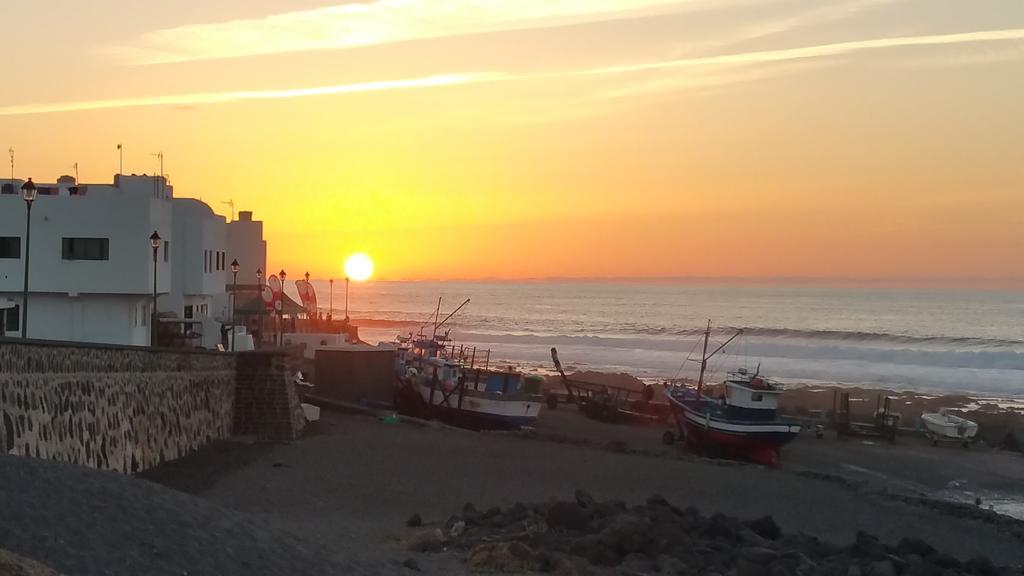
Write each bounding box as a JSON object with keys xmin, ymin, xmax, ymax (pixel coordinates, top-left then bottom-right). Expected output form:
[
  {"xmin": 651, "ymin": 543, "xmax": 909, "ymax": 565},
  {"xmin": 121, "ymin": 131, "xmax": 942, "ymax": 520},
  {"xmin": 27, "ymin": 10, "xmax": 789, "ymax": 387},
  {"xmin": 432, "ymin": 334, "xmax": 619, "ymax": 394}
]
[{"xmin": 298, "ymin": 280, "xmax": 1024, "ymax": 398}]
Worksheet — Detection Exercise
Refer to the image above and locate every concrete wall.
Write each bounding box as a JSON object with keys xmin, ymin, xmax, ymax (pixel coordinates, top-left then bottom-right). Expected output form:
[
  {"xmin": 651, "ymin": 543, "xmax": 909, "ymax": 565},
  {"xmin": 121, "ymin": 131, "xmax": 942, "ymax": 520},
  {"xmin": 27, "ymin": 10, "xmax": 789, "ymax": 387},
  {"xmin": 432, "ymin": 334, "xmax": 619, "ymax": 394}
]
[{"xmin": 0, "ymin": 339, "xmax": 305, "ymax": 474}]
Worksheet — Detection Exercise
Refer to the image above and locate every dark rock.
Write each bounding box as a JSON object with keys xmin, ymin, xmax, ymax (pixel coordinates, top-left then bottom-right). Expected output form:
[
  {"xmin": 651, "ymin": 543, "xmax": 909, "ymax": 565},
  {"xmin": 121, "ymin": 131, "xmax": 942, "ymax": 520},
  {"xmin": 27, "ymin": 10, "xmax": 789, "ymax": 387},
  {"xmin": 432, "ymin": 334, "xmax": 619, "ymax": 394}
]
[
  {"xmin": 647, "ymin": 494, "xmax": 670, "ymax": 508},
  {"xmin": 738, "ymin": 558, "xmax": 769, "ymax": 576},
  {"xmin": 406, "ymin": 529, "xmax": 445, "ymax": 553},
  {"xmin": 401, "ymin": 558, "xmax": 421, "ymax": 571},
  {"xmin": 853, "ymin": 532, "xmax": 889, "ymax": 561},
  {"xmin": 484, "ymin": 506, "xmax": 502, "ymax": 519},
  {"xmin": 740, "ymin": 547, "xmax": 780, "ymax": 564},
  {"xmin": 656, "ymin": 554, "xmax": 688, "ymax": 574},
  {"xmin": 406, "ymin": 513, "xmax": 422, "ymax": 528},
  {"xmin": 895, "ymin": 538, "xmax": 936, "ymax": 558},
  {"xmin": 965, "ymin": 556, "xmax": 998, "ymax": 576},
  {"xmin": 467, "ymin": 542, "xmax": 542, "ymax": 573},
  {"xmin": 547, "ymin": 501, "xmax": 591, "ymax": 531},
  {"xmin": 449, "ymin": 520, "xmax": 467, "ymax": 538},
  {"xmin": 738, "ymin": 528, "xmax": 769, "ymax": 548},
  {"xmin": 866, "ymin": 560, "xmax": 897, "ymax": 576},
  {"xmin": 599, "ymin": 516, "xmax": 652, "ymax": 557},
  {"xmin": 744, "ymin": 516, "xmax": 782, "ymax": 541},
  {"xmin": 930, "ymin": 554, "xmax": 961, "ymax": 570},
  {"xmin": 575, "ymin": 488, "xmax": 596, "ymax": 508}
]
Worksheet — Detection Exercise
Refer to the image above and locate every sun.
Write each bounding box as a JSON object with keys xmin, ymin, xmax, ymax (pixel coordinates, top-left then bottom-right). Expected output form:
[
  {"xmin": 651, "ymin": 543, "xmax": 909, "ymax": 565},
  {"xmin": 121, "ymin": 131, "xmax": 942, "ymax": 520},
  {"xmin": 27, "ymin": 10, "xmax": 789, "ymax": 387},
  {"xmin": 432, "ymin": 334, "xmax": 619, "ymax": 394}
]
[{"xmin": 344, "ymin": 253, "xmax": 374, "ymax": 282}]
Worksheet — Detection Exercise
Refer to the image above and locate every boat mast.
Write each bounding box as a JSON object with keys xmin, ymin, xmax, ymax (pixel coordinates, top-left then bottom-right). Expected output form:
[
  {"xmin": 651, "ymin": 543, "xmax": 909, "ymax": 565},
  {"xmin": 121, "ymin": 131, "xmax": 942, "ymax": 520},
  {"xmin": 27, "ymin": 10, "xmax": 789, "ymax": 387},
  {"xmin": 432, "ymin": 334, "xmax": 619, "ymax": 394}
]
[
  {"xmin": 432, "ymin": 297, "xmax": 442, "ymax": 337},
  {"xmin": 697, "ymin": 320, "xmax": 711, "ymax": 394},
  {"xmin": 435, "ymin": 298, "xmax": 471, "ymax": 335}
]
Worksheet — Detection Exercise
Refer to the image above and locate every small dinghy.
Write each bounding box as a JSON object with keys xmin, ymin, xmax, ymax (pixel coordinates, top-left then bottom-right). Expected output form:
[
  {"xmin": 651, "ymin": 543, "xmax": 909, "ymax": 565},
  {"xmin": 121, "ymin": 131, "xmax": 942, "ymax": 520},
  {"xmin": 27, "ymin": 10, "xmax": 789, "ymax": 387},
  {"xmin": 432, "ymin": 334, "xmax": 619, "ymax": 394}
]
[{"xmin": 921, "ymin": 409, "xmax": 978, "ymax": 447}]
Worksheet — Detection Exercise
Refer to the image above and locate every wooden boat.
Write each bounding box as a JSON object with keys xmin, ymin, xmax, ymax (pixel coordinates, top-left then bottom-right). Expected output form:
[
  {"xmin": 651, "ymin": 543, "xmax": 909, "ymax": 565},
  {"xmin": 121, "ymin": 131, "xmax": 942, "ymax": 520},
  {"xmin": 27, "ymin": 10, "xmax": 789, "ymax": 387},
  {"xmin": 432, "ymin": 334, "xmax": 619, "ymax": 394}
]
[
  {"xmin": 664, "ymin": 321, "xmax": 801, "ymax": 466},
  {"xmin": 921, "ymin": 410, "xmax": 978, "ymax": 446},
  {"xmin": 549, "ymin": 347, "xmax": 667, "ymax": 424},
  {"xmin": 392, "ymin": 298, "xmax": 543, "ymax": 430}
]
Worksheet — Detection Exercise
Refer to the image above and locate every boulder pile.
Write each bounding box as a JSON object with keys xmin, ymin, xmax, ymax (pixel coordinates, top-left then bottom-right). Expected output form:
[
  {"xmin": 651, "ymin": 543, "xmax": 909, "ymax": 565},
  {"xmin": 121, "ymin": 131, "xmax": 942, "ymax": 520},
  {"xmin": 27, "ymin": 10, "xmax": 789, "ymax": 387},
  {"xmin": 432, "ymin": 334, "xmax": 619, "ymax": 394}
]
[{"xmin": 406, "ymin": 490, "xmax": 1021, "ymax": 575}]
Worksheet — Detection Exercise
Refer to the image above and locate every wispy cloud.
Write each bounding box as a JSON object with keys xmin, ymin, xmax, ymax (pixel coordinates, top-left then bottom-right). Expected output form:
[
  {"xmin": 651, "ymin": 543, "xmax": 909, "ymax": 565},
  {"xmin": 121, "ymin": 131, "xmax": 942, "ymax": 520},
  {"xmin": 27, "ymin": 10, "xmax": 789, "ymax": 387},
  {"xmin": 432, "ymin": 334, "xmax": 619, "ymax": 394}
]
[
  {"xmin": 8, "ymin": 28, "xmax": 1023, "ymax": 117},
  {"xmin": 0, "ymin": 73, "xmax": 496, "ymax": 116},
  {"xmin": 117, "ymin": 0, "xmax": 754, "ymax": 64}
]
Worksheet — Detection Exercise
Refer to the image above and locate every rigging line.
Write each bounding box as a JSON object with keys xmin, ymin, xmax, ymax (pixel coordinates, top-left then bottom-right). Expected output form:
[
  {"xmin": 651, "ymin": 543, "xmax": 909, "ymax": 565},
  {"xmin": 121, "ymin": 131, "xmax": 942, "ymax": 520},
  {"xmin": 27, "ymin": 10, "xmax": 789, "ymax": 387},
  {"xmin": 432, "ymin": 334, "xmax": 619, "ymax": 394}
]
[{"xmin": 672, "ymin": 334, "xmax": 703, "ymax": 381}]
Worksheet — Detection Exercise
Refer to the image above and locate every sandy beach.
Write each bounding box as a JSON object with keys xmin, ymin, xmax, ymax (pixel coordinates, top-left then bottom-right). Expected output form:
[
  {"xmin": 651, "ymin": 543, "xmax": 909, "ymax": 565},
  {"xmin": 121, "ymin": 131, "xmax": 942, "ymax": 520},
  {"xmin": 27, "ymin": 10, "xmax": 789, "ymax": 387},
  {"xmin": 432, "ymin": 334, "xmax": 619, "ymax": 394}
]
[{"xmin": 7, "ymin": 403, "xmax": 1023, "ymax": 575}]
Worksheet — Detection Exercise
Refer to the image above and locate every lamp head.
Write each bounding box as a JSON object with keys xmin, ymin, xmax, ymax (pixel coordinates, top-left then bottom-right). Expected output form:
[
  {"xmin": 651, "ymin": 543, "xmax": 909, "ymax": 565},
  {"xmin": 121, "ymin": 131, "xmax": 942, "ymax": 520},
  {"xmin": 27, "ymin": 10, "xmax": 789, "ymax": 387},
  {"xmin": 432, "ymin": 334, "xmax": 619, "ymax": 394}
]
[
  {"xmin": 230, "ymin": 259, "xmax": 240, "ymax": 274},
  {"xmin": 21, "ymin": 178, "xmax": 36, "ymax": 203},
  {"xmin": 256, "ymin": 267, "xmax": 263, "ymax": 281},
  {"xmin": 279, "ymin": 269, "xmax": 286, "ymax": 281},
  {"xmin": 149, "ymin": 231, "xmax": 162, "ymax": 249}
]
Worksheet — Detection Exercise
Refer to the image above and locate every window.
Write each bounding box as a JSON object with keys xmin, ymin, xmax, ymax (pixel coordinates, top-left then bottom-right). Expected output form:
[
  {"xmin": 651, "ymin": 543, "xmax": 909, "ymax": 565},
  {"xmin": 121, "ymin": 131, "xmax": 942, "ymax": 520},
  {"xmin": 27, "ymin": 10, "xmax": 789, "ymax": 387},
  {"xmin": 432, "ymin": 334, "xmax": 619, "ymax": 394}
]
[
  {"xmin": 751, "ymin": 393, "xmax": 764, "ymax": 402},
  {"xmin": 163, "ymin": 241, "xmax": 170, "ymax": 263},
  {"xmin": 4, "ymin": 305, "xmax": 20, "ymax": 333},
  {"xmin": 0, "ymin": 237, "xmax": 20, "ymax": 259},
  {"xmin": 62, "ymin": 238, "xmax": 109, "ymax": 260},
  {"xmin": 205, "ymin": 250, "xmax": 211, "ymax": 273},
  {"xmin": 141, "ymin": 304, "xmax": 148, "ymax": 327},
  {"xmin": 184, "ymin": 305, "xmax": 194, "ymax": 319},
  {"xmin": 0, "ymin": 183, "xmax": 14, "ymax": 195}
]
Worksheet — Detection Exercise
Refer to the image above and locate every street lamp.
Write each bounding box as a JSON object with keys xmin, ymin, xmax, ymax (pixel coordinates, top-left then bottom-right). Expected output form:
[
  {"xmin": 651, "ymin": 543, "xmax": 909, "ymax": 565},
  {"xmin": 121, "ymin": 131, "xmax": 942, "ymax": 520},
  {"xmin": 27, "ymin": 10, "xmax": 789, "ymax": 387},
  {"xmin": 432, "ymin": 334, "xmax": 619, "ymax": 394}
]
[
  {"xmin": 20, "ymin": 179, "xmax": 36, "ymax": 339},
  {"xmin": 149, "ymin": 231, "xmax": 161, "ymax": 347},
  {"xmin": 329, "ymin": 278, "xmax": 334, "ymax": 322},
  {"xmin": 230, "ymin": 258, "xmax": 239, "ymax": 351},
  {"xmin": 345, "ymin": 276, "xmax": 350, "ymax": 321},
  {"xmin": 255, "ymin": 267, "xmax": 263, "ymax": 348},
  {"xmin": 278, "ymin": 269, "xmax": 286, "ymax": 346}
]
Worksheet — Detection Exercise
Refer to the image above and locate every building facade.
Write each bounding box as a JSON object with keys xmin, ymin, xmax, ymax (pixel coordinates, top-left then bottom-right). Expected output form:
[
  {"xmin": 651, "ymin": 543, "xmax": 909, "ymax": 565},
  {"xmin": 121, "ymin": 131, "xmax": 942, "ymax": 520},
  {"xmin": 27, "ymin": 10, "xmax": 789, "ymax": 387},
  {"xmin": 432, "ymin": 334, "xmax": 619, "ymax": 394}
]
[{"xmin": 0, "ymin": 174, "xmax": 266, "ymax": 348}]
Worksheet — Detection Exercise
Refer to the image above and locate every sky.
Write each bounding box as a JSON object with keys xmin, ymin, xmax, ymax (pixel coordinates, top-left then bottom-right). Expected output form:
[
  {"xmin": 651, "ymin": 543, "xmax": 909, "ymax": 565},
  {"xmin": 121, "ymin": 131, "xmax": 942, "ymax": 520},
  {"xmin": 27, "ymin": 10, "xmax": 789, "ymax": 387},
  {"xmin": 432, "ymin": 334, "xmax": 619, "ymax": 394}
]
[{"xmin": 2, "ymin": 0, "xmax": 1023, "ymax": 283}]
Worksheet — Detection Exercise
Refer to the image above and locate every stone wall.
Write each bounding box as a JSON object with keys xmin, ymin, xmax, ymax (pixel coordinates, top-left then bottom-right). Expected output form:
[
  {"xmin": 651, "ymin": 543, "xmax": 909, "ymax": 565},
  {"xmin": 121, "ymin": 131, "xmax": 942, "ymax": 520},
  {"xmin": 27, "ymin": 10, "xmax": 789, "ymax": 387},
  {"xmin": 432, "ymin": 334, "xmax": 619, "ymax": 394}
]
[{"xmin": 0, "ymin": 339, "xmax": 305, "ymax": 474}]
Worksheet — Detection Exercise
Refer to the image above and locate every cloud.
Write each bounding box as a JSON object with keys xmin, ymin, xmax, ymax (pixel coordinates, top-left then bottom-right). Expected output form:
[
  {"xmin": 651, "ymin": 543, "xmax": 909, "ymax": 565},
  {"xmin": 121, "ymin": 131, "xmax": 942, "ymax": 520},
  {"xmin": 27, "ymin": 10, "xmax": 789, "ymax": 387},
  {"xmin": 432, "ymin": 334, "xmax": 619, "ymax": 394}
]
[
  {"xmin": 117, "ymin": 0, "xmax": 754, "ymax": 64},
  {"xmin": 0, "ymin": 73, "xmax": 498, "ymax": 116},
  {"xmin": 7, "ymin": 27, "xmax": 1023, "ymax": 117}
]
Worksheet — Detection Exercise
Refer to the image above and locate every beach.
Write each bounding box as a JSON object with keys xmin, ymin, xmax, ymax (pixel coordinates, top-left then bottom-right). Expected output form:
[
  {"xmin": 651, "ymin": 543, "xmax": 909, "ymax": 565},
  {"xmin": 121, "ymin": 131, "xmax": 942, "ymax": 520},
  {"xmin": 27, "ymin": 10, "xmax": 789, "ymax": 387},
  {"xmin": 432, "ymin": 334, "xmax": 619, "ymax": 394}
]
[{"xmin": 5, "ymin": 403, "xmax": 1023, "ymax": 575}]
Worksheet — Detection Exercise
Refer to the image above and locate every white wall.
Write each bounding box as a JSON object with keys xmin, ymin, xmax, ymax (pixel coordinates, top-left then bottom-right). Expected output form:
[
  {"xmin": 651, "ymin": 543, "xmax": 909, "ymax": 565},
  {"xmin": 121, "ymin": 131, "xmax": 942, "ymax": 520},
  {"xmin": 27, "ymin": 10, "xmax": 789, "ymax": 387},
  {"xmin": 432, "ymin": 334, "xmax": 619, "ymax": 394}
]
[
  {"xmin": 0, "ymin": 293, "xmax": 150, "ymax": 345},
  {"xmin": 226, "ymin": 212, "xmax": 266, "ymax": 286}
]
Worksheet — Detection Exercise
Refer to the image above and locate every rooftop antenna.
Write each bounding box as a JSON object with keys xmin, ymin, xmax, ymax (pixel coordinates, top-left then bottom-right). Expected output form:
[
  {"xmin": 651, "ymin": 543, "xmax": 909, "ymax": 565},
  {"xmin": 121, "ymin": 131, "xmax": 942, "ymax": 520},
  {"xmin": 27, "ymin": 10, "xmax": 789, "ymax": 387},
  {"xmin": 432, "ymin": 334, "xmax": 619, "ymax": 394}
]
[
  {"xmin": 149, "ymin": 151, "xmax": 164, "ymax": 198},
  {"xmin": 117, "ymin": 143, "xmax": 123, "ymax": 175},
  {"xmin": 221, "ymin": 200, "xmax": 236, "ymax": 221},
  {"xmin": 73, "ymin": 162, "xmax": 79, "ymax": 183},
  {"xmin": 8, "ymin": 147, "xmax": 13, "ymax": 182}
]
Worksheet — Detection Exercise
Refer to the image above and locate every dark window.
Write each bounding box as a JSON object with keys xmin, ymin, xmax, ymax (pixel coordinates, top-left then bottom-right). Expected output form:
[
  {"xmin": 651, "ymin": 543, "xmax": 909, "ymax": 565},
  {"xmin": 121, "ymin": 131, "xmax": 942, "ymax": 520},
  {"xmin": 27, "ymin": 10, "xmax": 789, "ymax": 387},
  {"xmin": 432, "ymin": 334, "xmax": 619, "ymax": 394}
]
[
  {"xmin": 163, "ymin": 241, "xmax": 170, "ymax": 263},
  {"xmin": 62, "ymin": 238, "xmax": 109, "ymax": 260},
  {"xmin": 184, "ymin": 305, "xmax": 193, "ymax": 319},
  {"xmin": 205, "ymin": 250, "xmax": 210, "ymax": 273},
  {"xmin": 4, "ymin": 304, "xmax": 19, "ymax": 332},
  {"xmin": 1, "ymin": 183, "xmax": 14, "ymax": 195},
  {"xmin": 0, "ymin": 237, "xmax": 20, "ymax": 259}
]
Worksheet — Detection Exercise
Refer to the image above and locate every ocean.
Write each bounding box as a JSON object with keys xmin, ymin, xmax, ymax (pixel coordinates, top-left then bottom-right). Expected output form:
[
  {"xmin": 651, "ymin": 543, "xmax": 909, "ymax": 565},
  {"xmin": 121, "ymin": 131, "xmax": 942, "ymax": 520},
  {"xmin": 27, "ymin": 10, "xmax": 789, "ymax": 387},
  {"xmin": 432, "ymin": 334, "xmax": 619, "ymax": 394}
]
[{"xmin": 309, "ymin": 281, "xmax": 1024, "ymax": 398}]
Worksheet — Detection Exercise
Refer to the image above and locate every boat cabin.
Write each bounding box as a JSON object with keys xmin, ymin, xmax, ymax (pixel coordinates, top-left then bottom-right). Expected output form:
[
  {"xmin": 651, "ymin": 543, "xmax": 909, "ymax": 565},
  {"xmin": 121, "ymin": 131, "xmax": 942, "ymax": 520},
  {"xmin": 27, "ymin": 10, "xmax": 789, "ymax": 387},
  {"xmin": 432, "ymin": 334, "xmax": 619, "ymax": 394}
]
[{"xmin": 722, "ymin": 369, "xmax": 784, "ymax": 421}]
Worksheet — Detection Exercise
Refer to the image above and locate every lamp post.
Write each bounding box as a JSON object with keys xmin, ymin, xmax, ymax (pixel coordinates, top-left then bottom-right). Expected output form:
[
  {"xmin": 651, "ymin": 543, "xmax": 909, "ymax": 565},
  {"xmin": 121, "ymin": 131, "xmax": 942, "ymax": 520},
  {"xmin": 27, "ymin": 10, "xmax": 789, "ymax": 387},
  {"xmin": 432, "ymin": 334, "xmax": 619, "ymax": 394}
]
[
  {"xmin": 20, "ymin": 179, "xmax": 36, "ymax": 339},
  {"xmin": 329, "ymin": 278, "xmax": 334, "ymax": 321},
  {"xmin": 149, "ymin": 231, "xmax": 161, "ymax": 347},
  {"xmin": 278, "ymin": 269, "xmax": 286, "ymax": 346},
  {"xmin": 255, "ymin": 267, "xmax": 263, "ymax": 348},
  {"xmin": 345, "ymin": 277, "xmax": 350, "ymax": 321},
  {"xmin": 230, "ymin": 259, "xmax": 239, "ymax": 351}
]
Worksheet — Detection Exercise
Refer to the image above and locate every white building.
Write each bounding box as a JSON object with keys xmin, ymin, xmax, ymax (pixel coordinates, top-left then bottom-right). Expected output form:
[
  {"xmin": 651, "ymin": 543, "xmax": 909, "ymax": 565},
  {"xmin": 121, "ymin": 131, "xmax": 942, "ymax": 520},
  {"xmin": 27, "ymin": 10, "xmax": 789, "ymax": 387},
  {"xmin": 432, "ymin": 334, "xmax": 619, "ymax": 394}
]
[{"xmin": 0, "ymin": 174, "xmax": 266, "ymax": 348}]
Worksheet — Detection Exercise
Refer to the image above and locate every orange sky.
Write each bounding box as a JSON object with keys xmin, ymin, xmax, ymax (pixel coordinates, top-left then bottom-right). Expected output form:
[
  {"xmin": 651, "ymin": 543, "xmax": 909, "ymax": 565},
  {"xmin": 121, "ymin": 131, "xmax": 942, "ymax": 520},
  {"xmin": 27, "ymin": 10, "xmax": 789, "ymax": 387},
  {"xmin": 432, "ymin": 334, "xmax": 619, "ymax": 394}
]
[{"xmin": 2, "ymin": 0, "xmax": 1022, "ymax": 282}]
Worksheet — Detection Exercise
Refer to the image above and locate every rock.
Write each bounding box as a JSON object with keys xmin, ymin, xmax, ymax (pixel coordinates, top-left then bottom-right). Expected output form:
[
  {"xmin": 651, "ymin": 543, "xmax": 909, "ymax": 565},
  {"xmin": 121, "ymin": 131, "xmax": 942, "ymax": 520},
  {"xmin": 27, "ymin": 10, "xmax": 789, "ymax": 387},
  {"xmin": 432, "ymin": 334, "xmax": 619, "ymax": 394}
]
[
  {"xmin": 866, "ymin": 560, "xmax": 896, "ymax": 576},
  {"xmin": 965, "ymin": 556, "xmax": 998, "ymax": 576},
  {"xmin": 406, "ymin": 513, "xmax": 423, "ymax": 528},
  {"xmin": 618, "ymin": 552, "xmax": 657, "ymax": 575},
  {"xmin": 737, "ymin": 559, "xmax": 769, "ymax": 576},
  {"xmin": 737, "ymin": 528, "xmax": 769, "ymax": 548},
  {"xmin": 895, "ymin": 538, "xmax": 935, "ymax": 558},
  {"xmin": 576, "ymin": 488, "xmax": 596, "ymax": 508},
  {"xmin": 656, "ymin": 554, "xmax": 688, "ymax": 574},
  {"xmin": 740, "ymin": 547, "xmax": 780, "ymax": 565},
  {"xmin": 484, "ymin": 506, "xmax": 503, "ymax": 519},
  {"xmin": 406, "ymin": 529, "xmax": 445, "ymax": 553},
  {"xmin": 450, "ymin": 520, "xmax": 467, "ymax": 538},
  {"xmin": 929, "ymin": 554, "xmax": 961, "ymax": 570},
  {"xmin": 853, "ymin": 532, "xmax": 888, "ymax": 561},
  {"xmin": 467, "ymin": 542, "xmax": 542, "ymax": 573},
  {"xmin": 401, "ymin": 558, "xmax": 421, "ymax": 571},
  {"xmin": 525, "ymin": 514, "xmax": 550, "ymax": 535},
  {"xmin": 599, "ymin": 516, "xmax": 652, "ymax": 556},
  {"xmin": 744, "ymin": 516, "xmax": 782, "ymax": 541},
  {"xmin": 463, "ymin": 502, "xmax": 478, "ymax": 515},
  {"xmin": 0, "ymin": 549, "xmax": 61, "ymax": 576},
  {"xmin": 647, "ymin": 494, "xmax": 671, "ymax": 508},
  {"xmin": 548, "ymin": 501, "xmax": 591, "ymax": 531}
]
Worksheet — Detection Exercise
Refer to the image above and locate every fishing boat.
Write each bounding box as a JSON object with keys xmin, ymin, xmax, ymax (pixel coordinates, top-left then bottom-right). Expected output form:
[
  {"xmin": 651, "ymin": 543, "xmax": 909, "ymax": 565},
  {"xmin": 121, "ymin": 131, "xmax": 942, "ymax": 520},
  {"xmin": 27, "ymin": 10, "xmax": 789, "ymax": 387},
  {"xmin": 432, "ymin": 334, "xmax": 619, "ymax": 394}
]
[
  {"xmin": 921, "ymin": 410, "xmax": 978, "ymax": 447},
  {"xmin": 392, "ymin": 298, "xmax": 544, "ymax": 430},
  {"xmin": 663, "ymin": 321, "xmax": 801, "ymax": 466}
]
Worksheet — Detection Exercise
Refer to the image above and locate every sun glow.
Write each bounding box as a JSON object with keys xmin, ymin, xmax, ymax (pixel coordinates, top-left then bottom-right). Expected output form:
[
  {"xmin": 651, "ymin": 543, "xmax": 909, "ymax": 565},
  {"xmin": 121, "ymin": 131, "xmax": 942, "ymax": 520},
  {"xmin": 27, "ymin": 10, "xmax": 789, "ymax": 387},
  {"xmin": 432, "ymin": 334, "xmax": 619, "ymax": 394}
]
[{"xmin": 344, "ymin": 253, "xmax": 375, "ymax": 282}]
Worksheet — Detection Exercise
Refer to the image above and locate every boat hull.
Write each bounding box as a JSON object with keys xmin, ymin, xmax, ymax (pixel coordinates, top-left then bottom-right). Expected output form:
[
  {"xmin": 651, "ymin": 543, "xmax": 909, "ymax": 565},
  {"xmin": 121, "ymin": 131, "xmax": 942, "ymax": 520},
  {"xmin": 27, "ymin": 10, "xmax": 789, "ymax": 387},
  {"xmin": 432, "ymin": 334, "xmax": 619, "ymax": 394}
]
[
  {"xmin": 921, "ymin": 413, "xmax": 978, "ymax": 440},
  {"xmin": 667, "ymin": 390, "xmax": 801, "ymax": 466},
  {"xmin": 395, "ymin": 378, "xmax": 543, "ymax": 430}
]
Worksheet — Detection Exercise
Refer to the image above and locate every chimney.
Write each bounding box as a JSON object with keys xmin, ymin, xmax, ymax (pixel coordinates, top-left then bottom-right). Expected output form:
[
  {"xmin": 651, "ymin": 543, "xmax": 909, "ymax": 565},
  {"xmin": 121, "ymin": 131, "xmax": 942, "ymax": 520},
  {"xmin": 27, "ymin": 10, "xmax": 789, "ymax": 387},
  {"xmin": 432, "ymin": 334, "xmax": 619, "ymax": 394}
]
[{"xmin": 238, "ymin": 211, "xmax": 253, "ymax": 222}]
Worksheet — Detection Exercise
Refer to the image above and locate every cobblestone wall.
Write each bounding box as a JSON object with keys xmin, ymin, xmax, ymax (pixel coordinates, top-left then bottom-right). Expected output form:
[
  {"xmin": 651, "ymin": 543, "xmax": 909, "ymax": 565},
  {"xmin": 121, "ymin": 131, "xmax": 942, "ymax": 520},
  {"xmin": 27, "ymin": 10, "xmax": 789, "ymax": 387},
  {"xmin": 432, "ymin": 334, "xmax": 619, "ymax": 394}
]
[{"xmin": 0, "ymin": 340, "xmax": 237, "ymax": 473}]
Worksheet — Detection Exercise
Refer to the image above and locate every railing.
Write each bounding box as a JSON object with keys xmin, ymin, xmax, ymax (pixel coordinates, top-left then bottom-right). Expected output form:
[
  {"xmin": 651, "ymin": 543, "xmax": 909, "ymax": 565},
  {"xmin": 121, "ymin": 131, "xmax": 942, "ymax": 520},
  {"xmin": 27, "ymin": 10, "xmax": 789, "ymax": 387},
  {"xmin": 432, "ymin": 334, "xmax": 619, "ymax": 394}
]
[{"xmin": 440, "ymin": 343, "xmax": 491, "ymax": 370}]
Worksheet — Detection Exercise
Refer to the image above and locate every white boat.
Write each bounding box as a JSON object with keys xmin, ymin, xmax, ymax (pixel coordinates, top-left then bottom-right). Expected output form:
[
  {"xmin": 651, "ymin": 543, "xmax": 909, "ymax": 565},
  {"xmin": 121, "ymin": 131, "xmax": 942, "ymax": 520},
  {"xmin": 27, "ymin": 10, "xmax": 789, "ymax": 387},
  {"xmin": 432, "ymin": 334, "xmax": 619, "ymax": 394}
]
[{"xmin": 921, "ymin": 410, "xmax": 978, "ymax": 445}]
